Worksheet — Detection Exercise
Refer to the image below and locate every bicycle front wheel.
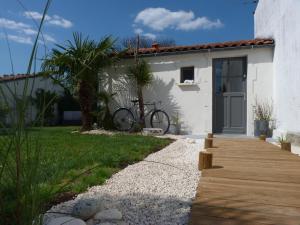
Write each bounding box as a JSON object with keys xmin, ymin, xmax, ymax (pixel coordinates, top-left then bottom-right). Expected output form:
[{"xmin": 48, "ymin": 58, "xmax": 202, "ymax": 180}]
[
  {"xmin": 150, "ymin": 110, "xmax": 170, "ymax": 134},
  {"xmin": 112, "ymin": 108, "xmax": 135, "ymax": 132}
]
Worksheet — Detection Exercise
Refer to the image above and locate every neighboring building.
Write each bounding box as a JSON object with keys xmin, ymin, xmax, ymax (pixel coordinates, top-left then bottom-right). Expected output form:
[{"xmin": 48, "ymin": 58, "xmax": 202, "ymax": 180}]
[
  {"xmin": 0, "ymin": 74, "xmax": 64, "ymax": 124},
  {"xmin": 109, "ymin": 39, "xmax": 274, "ymax": 135},
  {"xmin": 255, "ymin": 0, "xmax": 300, "ymax": 140}
]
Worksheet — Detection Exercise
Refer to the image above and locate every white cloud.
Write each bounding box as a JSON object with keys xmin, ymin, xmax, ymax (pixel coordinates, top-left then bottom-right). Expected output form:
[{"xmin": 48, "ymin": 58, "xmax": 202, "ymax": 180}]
[
  {"xmin": 23, "ymin": 11, "xmax": 73, "ymax": 28},
  {"xmin": 0, "ymin": 18, "xmax": 30, "ymax": 30},
  {"xmin": 143, "ymin": 33, "xmax": 156, "ymax": 40},
  {"xmin": 178, "ymin": 17, "xmax": 223, "ymax": 31},
  {"xmin": 134, "ymin": 28, "xmax": 143, "ymax": 34},
  {"xmin": 134, "ymin": 8, "xmax": 223, "ymax": 31},
  {"xmin": 43, "ymin": 34, "xmax": 56, "ymax": 42},
  {"xmin": 0, "ymin": 17, "xmax": 36, "ymax": 36},
  {"xmin": 49, "ymin": 15, "xmax": 73, "ymax": 28},
  {"xmin": 0, "ymin": 17, "xmax": 56, "ymax": 45},
  {"xmin": 22, "ymin": 28, "xmax": 37, "ymax": 35},
  {"xmin": 133, "ymin": 27, "xmax": 156, "ymax": 40},
  {"xmin": 23, "ymin": 11, "xmax": 51, "ymax": 20},
  {"xmin": 8, "ymin": 34, "xmax": 32, "ymax": 44},
  {"xmin": 0, "ymin": 33, "xmax": 32, "ymax": 44}
]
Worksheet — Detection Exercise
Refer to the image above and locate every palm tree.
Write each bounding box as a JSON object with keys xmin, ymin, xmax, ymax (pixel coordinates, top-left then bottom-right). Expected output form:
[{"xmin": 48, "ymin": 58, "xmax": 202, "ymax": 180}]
[
  {"xmin": 42, "ymin": 32, "xmax": 118, "ymax": 131},
  {"xmin": 127, "ymin": 59, "xmax": 153, "ymax": 128}
]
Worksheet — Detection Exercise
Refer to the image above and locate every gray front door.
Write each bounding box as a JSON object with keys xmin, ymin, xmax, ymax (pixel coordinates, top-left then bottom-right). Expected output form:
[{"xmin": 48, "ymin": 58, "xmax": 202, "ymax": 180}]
[{"xmin": 213, "ymin": 57, "xmax": 247, "ymax": 134}]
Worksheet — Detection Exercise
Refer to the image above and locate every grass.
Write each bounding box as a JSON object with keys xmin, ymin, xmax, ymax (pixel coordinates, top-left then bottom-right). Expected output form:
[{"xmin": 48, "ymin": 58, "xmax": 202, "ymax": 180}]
[{"xmin": 0, "ymin": 126, "xmax": 171, "ymax": 212}]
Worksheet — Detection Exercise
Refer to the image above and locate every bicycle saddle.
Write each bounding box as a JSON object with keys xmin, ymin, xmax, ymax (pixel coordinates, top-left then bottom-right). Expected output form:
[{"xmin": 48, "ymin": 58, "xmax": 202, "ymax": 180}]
[{"xmin": 131, "ymin": 99, "xmax": 139, "ymax": 103}]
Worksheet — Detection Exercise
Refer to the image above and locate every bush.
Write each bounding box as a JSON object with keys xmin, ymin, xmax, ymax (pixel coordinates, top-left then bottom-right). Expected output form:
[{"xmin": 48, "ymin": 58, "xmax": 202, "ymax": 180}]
[{"xmin": 31, "ymin": 89, "xmax": 58, "ymax": 126}]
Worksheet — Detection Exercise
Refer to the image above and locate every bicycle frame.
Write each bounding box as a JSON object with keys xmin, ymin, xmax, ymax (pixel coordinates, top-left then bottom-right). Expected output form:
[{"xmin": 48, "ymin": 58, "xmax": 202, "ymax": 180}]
[{"xmin": 129, "ymin": 102, "xmax": 157, "ymax": 122}]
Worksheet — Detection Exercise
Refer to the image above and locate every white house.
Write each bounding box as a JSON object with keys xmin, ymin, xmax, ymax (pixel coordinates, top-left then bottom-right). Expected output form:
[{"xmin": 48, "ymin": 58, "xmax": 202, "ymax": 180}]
[
  {"xmin": 108, "ymin": 39, "xmax": 274, "ymax": 135},
  {"xmin": 255, "ymin": 0, "xmax": 300, "ymax": 141}
]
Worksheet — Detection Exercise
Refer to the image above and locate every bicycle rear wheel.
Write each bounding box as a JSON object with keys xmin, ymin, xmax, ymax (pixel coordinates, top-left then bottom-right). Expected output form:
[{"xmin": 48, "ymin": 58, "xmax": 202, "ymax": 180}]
[
  {"xmin": 150, "ymin": 110, "xmax": 170, "ymax": 134},
  {"xmin": 112, "ymin": 108, "xmax": 134, "ymax": 131}
]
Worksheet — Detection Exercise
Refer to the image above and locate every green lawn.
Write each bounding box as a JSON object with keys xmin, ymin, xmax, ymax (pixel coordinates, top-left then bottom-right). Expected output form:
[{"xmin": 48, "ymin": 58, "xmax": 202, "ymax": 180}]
[
  {"xmin": 0, "ymin": 127, "xmax": 171, "ymax": 213},
  {"xmin": 34, "ymin": 127, "xmax": 171, "ymax": 192}
]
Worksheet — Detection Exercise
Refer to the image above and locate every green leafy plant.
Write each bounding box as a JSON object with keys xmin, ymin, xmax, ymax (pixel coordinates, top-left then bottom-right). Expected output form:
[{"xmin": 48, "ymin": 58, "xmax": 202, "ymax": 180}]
[
  {"xmin": 172, "ymin": 112, "xmax": 181, "ymax": 135},
  {"xmin": 42, "ymin": 32, "xmax": 120, "ymax": 131},
  {"xmin": 278, "ymin": 135, "xmax": 289, "ymax": 144},
  {"xmin": 253, "ymin": 99, "xmax": 273, "ymax": 121},
  {"xmin": 31, "ymin": 88, "xmax": 58, "ymax": 126},
  {"xmin": 0, "ymin": 1, "xmax": 53, "ymax": 224},
  {"xmin": 127, "ymin": 59, "xmax": 153, "ymax": 128},
  {"xmin": 0, "ymin": 103, "xmax": 9, "ymax": 126}
]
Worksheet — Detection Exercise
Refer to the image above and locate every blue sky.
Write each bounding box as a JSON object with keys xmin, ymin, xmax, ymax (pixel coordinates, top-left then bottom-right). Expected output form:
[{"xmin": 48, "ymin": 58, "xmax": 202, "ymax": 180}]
[{"xmin": 0, "ymin": 0, "xmax": 257, "ymax": 74}]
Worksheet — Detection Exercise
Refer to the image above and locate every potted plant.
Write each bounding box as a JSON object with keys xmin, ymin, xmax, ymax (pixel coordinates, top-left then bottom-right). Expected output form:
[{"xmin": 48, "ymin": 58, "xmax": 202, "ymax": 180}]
[
  {"xmin": 253, "ymin": 100, "xmax": 273, "ymax": 137},
  {"xmin": 278, "ymin": 135, "xmax": 291, "ymax": 151},
  {"xmin": 172, "ymin": 112, "xmax": 181, "ymax": 135}
]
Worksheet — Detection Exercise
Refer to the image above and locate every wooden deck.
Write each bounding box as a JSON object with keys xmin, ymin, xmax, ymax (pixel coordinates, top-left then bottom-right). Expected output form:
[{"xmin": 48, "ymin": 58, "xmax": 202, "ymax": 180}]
[{"xmin": 189, "ymin": 138, "xmax": 300, "ymax": 225}]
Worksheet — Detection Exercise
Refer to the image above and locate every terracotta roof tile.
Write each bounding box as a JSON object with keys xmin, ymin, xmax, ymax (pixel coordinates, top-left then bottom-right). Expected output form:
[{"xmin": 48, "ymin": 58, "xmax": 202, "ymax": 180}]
[
  {"xmin": 0, "ymin": 74, "xmax": 36, "ymax": 82},
  {"xmin": 126, "ymin": 39, "xmax": 274, "ymax": 56}
]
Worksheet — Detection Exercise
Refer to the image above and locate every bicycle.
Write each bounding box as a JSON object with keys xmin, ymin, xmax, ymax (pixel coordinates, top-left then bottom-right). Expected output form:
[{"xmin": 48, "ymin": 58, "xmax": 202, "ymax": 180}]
[{"xmin": 112, "ymin": 100, "xmax": 170, "ymax": 134}]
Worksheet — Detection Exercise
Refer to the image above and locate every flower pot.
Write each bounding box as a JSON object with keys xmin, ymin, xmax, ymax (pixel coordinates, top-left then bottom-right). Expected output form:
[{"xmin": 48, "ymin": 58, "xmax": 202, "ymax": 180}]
[
  {"xmin": 281, "ymin": 142, "xmax": 291, "ymax": 151},
  {"xmin": 254, "ymin": 120, "xmax": 270, "ymax": 137},
  {"xmin": 259, "ymin": 134, "xmax": 266, "ymax": 141}
]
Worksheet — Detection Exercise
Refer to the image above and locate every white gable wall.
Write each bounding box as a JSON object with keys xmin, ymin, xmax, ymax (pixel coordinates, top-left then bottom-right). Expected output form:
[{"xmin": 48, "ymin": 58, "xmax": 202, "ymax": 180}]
[
  {"xmin": 110, "ymin": 47, "xmax": 273, "ymax": 135},
  {"xmin": 0, "ymin": 77, "xmax": 64, "ymax": 124},
  {"xmin": 255, "ymin": 0, "xmax": 300, "ymax": 136}
]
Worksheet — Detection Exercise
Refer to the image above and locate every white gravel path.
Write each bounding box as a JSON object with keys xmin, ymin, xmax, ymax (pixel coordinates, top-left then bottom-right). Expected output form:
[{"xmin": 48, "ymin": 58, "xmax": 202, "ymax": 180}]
[{"xmin": 45, "ymin": 138, "xmax": 203, "ymax": 225}]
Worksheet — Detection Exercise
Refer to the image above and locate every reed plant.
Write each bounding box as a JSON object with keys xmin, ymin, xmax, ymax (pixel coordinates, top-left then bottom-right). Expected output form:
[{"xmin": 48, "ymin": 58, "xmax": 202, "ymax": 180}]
[{"xmin": 0, "ymin": 1, "xmax": 53, "ymax": 224}]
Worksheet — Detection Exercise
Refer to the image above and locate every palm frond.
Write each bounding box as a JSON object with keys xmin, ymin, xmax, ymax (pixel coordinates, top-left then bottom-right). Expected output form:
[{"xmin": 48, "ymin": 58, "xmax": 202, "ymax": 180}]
[{"xmin": 127, "ymin": 59, "xmax": 153, "ymax": 87}]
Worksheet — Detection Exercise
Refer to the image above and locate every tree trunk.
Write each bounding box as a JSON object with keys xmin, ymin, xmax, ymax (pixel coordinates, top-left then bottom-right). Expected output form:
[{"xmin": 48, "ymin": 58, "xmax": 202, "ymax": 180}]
[
  {"xmin": 137, "ymin": 86, "xmax": 145, "ymax": 129},
  {"xmin": 78, "ymin": 80, "xmax": 93, "ymax": 131}
]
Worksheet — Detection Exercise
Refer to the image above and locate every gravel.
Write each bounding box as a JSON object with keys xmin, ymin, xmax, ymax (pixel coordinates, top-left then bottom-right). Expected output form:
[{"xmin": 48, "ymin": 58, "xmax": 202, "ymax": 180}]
[{"xmin": 45, "ymin": 138, "xmax": 203, "ymax": 225}]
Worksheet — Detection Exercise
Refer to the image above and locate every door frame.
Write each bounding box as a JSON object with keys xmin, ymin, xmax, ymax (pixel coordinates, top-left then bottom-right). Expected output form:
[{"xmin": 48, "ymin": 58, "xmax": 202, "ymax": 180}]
[{"xmin": 212, "ymin": 56, "xmax": 248, "ymax": 134}]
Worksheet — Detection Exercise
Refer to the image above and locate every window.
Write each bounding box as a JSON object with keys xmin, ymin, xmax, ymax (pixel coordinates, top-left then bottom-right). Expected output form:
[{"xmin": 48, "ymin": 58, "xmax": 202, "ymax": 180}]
[{"xmin": 180, "ymin": 67, "xmax": 194, "ymax": 83}]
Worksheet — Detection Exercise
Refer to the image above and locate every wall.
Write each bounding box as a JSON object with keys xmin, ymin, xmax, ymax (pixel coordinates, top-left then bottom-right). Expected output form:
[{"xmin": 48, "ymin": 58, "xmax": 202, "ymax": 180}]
[
  {"xmin": 0, "ymin": 76, "xmax": 64, "ymax": 124},
  {"xmin": 108, "ymin": 47, "xmax": 274, "ymax": 135},
  {"xmin": 255, "ymin": 0, "xmax": 300, "ymax": 136}
]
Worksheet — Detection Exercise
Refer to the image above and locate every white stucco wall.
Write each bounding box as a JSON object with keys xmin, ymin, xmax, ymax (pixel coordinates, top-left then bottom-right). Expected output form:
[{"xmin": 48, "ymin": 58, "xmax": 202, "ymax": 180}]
[
  {"xmin": 255, "ymin": 0, "xmax": 300, "ymax": 136},
  {"xmin": 0, "ymin": 76, "xmax": 64, "ymax": 124},
  {"xmin": 109, "ymin": 47, "xmax": 274, "ymax": 135}
]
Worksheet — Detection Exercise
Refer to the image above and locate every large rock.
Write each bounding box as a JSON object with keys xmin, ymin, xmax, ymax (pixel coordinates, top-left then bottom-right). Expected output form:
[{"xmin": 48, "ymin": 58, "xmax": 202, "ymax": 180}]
[
  {"xmin": 95, "ymin": 223, "xmax": 115, "ymax": 225},
  {"xmin": 96, "ymin": 222, "xmax": 128, "ymax": 225},
  {"xmin": 48, "ymin": 217, "xmax": 86, "ymax": 225},
  {"xmin": 94, "ymin": 208, "xmax": 122, "ymax": 221},
  {"xmin": 72, "ymin": 198, "xmax": 102, "ymax": 220}
]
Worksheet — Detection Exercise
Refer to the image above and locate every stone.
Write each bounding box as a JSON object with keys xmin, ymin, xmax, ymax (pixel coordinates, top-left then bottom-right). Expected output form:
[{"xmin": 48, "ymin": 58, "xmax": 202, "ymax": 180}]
[
  {"xmin": 85, "ymin": 219, "xmax": 94, "ymax": 225},
  {"xmin": 186, "ymin": 138, "xmax": 195, "ymax": 144},
  {"xmin": 95, "ymin": 223, "xmax": 115, "ymax": 225},
  {"xmin": 72, "ymin": 198, "xmax": 102, "ymax": 220},
  {"xmin": 94, "ymin": 209, "xmax": 122, "ymax": 221},
  {"xmin": 47, "ymin": 216, "xmax": 86, "ymax": 225},
  {"xmin": 116, "ymin": 222, "xmax": 129, "ymax": 225},
  {"xmin": 142, "ymin": 128, "xmax": 163, "ymax": 136}
]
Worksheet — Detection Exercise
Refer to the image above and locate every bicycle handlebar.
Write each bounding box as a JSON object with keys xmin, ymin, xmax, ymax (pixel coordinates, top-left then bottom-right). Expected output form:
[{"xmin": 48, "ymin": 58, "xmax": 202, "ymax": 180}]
[{"xmin": 131, "ymin": 100, "xmax": 162, "ymax": 106}]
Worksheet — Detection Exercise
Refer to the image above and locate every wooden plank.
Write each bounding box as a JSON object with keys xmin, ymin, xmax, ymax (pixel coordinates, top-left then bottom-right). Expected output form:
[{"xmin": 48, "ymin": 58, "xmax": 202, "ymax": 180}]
[{"xmin": 189, "ymin": 138, "xmax": 300, "ymax": 225}]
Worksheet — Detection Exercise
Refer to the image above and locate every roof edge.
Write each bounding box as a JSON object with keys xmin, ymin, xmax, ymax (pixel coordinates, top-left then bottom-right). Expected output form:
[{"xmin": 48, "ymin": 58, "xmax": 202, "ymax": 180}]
[{"xmin": 125, "ymin": 38, "xmax": 274, "ymax": 57}]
